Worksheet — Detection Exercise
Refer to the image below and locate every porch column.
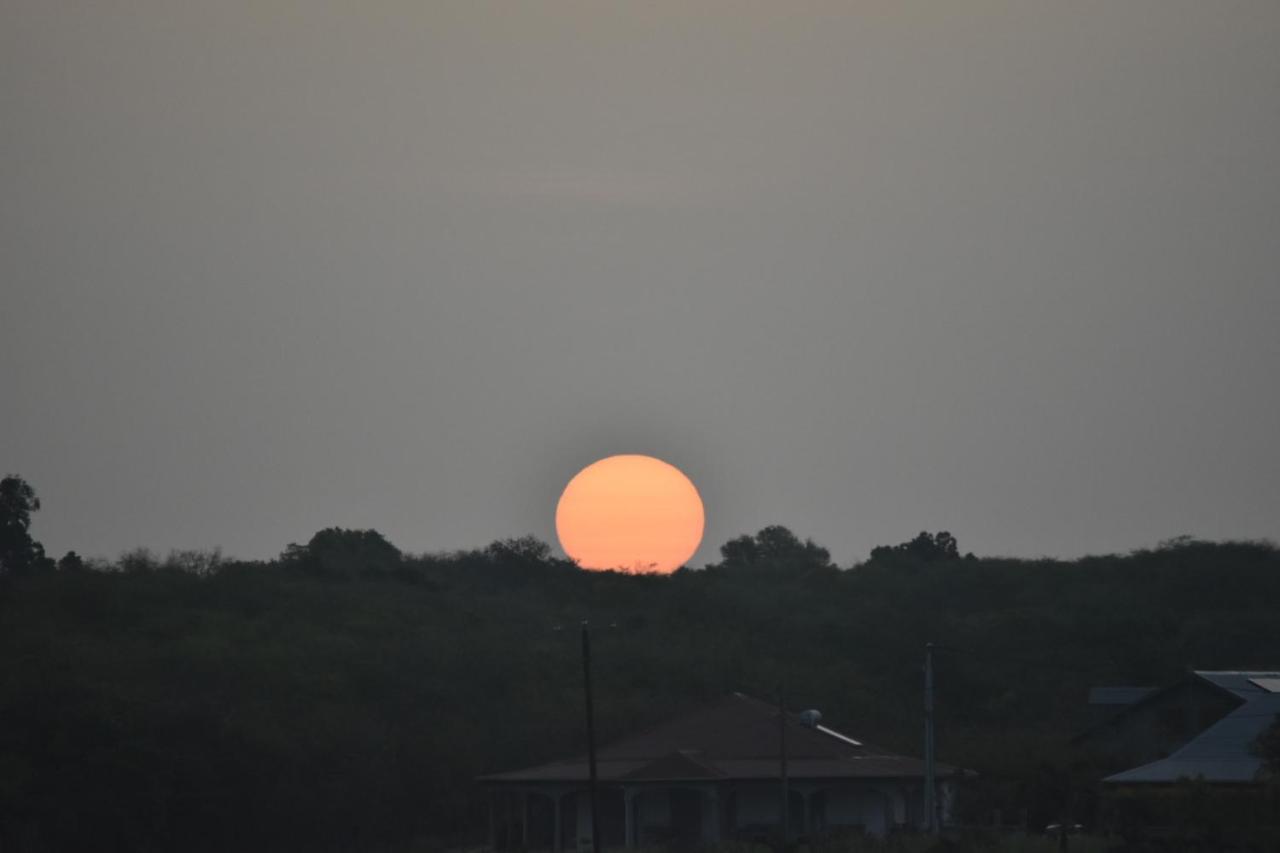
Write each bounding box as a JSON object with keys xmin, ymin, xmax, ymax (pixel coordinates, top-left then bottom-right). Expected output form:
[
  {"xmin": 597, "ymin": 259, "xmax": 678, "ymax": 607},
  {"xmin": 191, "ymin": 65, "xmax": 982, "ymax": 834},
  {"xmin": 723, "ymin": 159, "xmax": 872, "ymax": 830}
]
[
  {"xmin": 521, "ymin": 792, "xmax": 529, "ymax": 848},
  {"xmin": 504, "ymin": 791, "xmax": 512, "ymax": 849},
  {"xmin": 488, "ymin": 792, "xmax": 496, "ymax": 852},
  {"xmin": 553, "ymin": 791, "xmax": 562, "ymax": 853},
  {"xmin": 705, "ymin": 787, "xmax": 721, "ymax": 844},
  {"xmin": 623, "ymin": 787, "xmax": 637, "ymax": 848},
  {"xmin": 800, "ymin": 790, "xmax": 810, "ymax": 837}
]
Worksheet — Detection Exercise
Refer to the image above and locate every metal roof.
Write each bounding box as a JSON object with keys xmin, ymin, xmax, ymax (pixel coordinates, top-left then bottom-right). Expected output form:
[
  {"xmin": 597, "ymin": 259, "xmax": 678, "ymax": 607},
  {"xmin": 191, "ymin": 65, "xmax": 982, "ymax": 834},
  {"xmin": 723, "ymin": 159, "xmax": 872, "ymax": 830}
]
[
  {"xmin": 1193, "ymin": 670, "xmax": 1280, "ymax": 699},
  {"xmin": 1104, "ymin": 671, "xmax": 1280, "ymax": 785},
  {"xmin": 481, "ymin": 692, "xmax": 960, "ymax": 784}
]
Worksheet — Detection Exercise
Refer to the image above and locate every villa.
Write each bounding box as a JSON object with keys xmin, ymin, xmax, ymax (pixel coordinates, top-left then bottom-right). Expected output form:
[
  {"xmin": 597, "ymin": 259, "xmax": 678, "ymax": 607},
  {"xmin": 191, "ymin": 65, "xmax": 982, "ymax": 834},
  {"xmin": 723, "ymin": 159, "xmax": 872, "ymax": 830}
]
[{"xmin": 479, "ymin": 692, "xmax": 962, "ymax": 849}]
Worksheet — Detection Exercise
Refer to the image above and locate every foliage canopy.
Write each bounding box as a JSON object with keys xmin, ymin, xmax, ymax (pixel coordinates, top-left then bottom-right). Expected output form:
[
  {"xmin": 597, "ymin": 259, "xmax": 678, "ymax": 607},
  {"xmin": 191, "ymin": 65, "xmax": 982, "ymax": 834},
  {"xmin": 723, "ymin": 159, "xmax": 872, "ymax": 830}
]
[
  {"xmin": 0, "ymin": 474, "xmax": 53, "ymax": 575},
  {"xmin": 1, "ymin": 494, "xmax": 1278, "ymax": 850}
]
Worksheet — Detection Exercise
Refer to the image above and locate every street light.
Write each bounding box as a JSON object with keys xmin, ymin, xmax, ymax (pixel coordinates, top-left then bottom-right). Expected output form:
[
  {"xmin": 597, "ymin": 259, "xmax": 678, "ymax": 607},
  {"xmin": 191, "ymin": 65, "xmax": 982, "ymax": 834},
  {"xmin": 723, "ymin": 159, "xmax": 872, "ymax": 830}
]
[
  {"xmin": 581, "ymin": 621, "xmax": 601, "ymax": 853},
  {"xmin": 778, "ymin": 685, "xmax": 788, "ymax": 849},
  {"xmin": 924, "ymin": 642, "xmax": 938, "ymax": 834},
  {"xmin": 554, "ymin": 620, "xmax": 615, "ymax": 853}
]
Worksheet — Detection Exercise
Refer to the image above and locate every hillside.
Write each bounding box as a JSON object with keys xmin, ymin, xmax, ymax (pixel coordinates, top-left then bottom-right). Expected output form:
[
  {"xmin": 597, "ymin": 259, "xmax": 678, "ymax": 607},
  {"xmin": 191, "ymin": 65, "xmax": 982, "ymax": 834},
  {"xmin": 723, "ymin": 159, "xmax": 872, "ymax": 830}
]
[{"xmin": 1, "ymin": 533, "xmax": 1278, "ymax": 851}]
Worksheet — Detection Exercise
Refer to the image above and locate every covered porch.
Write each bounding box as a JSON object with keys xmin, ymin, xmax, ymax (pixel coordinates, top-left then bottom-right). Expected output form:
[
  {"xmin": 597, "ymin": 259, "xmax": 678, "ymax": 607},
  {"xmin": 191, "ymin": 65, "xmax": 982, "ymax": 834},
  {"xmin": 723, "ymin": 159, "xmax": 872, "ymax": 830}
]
[
  {"xmin": 485, "ymin": 780, "xmax": 925, "ymax": 850},
  {"xmin": 479, "ymin": 694, "xmax": 962, "ymax": 849}
]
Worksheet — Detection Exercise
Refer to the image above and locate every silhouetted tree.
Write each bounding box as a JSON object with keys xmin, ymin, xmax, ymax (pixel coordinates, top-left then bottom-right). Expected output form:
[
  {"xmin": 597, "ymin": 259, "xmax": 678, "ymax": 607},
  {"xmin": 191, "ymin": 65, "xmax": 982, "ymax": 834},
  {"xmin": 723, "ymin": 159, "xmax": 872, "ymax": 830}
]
[
  {"xmin": 714, "ymin": 524, "xmax": 833, "ymax": 573},
  {"xmin": 868, "ymin": 530, "xmax": 972, "ymax": 564},
  {"xmin": 158, "ymin": 547, "xmax": 225, "ymax": 576},
  {"xmin": 282, "ymin": 527, "xmax": 402, "ymax": 578},
  {"xmin": 1255, "ymin": 713, "xmax": 1280, "ymax": 776},
  {"xmin": 119, "ymin": 546, "xmax": 161, "ymax": 574},
  {"xmin": 0, "ymin": 474, "xmax": 53, "ymax": 575},
  {"xmin": 485, "ymin": 535, "xmax": 553, "ymax": 564},
  {"xmin": 57, "ymin": 550, "xmax": 87, "ymax": 572}
]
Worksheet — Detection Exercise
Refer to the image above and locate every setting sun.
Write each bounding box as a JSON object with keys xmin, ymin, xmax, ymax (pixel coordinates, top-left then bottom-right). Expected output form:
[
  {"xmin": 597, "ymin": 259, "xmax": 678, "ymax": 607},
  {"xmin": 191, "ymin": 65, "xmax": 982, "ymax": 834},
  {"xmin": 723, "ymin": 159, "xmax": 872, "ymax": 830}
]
[{"xmin": 555, "ymin": 455, "xmax": 705, "ymax": 574}]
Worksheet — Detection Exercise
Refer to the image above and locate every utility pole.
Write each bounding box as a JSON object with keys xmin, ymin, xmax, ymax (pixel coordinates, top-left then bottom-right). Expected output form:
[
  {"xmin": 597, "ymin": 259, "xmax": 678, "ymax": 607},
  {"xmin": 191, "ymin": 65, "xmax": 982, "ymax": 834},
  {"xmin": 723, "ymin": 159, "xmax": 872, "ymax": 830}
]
[
  {"xmin": 923, "ymin": 642, "xmax": 938, "ymax": 834},
  {"xmin": 778, "ymin": 684, "xmax": 789, "ymax": 848},
  {"xmin": 582, "ymin": 621, "xmax": 600, "ymax": 853}
]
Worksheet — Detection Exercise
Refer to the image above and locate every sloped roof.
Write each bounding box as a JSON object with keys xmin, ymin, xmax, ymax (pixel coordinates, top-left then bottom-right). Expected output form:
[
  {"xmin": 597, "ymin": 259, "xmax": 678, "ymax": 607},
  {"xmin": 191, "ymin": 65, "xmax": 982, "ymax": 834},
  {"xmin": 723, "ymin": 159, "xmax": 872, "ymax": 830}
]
[
  {"xmin": 482, "ymin": 693, "xmax": 957, "ymax": 784},
  {"xmin": 621, "ymin": 750, "xmax": 722, "ymax": 781},
  {"xmin": 1104, "ymin": 671, "xmax": 1280, "ymax": 784},
  {"xmin": 1195, "ymin": 670, "xmax": 1280, "ymax": 699},
  {"xmin": 1073, "ymin": 671, "xmax": 1242, "ymax": 745}
]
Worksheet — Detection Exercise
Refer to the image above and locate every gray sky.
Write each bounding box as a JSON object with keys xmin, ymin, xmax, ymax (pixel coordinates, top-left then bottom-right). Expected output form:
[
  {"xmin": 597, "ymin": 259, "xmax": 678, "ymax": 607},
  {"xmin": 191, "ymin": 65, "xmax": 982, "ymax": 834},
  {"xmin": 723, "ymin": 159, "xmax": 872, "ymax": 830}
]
[{"xmin": 4, "ymin": 1, "xmax": 1278, "ymax": 566}]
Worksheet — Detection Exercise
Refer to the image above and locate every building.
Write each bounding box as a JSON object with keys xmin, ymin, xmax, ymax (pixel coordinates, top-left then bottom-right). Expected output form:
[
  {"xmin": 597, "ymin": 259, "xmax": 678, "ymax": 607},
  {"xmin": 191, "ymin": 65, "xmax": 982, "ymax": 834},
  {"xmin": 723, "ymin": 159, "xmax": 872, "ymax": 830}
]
[
  {"xmin": 1074, "ymin": 674, "xmax": 1242, "ymax": 773},
  {"xmin": 1098, "ymin": 671, "xmax": 1280, "ymax": 785},
  {"xmin": 1076, "ymin": 672, "xmax": 1280, "ymax": 834},
  {"xmin": 479, "ymin": 692, "xmax": 963, "ymax": 849}
]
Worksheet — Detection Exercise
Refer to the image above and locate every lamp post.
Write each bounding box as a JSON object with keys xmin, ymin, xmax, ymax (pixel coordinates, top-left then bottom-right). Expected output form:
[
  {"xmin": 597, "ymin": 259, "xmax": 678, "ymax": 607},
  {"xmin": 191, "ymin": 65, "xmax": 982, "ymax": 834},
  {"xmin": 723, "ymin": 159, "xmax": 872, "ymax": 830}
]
[
  {"xmin": 923, "ymin": 642, "xmax": 938, "ymax": 834},
  {"xmin": 555, "ymin": 619, "xmax": 615, "ymax": 853},
  {"xmin": 778, "ymin": 685, "xmax": 789, "ymax": 848},
  {"xmin": 581, "ymin": 621, "xmax": 601, "ymax": 853}
]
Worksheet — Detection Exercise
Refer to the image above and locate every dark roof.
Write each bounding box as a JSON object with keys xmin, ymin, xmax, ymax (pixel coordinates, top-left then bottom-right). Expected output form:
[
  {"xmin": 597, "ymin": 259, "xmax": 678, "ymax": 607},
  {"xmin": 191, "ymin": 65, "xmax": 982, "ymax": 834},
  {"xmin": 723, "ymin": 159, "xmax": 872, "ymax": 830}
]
[
  {"xmin": 1105, "ymin": 671, "xmax": 1280, "ymax": 785},
  {"xmin": 1073, "ymin": 671, "xmax": 1243, "ymax": 746},
  {"xmin": 481, "ymin": 693, "xmax": 958, "ymax": 784}
]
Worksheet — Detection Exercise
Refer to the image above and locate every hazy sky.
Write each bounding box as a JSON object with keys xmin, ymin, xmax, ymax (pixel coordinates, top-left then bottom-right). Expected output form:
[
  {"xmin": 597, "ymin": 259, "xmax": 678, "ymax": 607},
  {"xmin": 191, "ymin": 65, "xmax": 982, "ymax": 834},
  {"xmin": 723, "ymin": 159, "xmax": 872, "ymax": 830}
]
[{"xmin": 5, "ymin": 1, "xmax": 1278, "ymax": 566}]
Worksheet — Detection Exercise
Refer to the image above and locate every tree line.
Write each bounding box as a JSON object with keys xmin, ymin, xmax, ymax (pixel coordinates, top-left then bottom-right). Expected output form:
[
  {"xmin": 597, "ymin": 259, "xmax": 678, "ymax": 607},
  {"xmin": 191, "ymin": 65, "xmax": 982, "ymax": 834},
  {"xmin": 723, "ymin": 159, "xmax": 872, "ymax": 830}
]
[{"xmin": 2, "ymin": 474, "xmax": 1279, "ymax": 851}]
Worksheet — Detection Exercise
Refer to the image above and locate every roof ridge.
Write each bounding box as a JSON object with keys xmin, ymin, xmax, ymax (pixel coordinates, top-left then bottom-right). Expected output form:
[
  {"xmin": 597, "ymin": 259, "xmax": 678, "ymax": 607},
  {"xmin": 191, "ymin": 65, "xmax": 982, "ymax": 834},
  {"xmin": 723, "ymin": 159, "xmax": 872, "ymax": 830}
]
[
  {"xmin": 480, "ymin": 693, "xmax": 958, "ymax": 784},
  {"xmin": 1193, "ymin": 669, "xmax": 1280, "ymax": 675}
]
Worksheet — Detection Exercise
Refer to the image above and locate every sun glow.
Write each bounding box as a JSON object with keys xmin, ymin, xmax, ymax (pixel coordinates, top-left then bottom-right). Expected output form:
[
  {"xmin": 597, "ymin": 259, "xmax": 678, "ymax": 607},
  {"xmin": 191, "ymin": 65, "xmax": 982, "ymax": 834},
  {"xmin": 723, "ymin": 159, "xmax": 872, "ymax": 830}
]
[{"xmin": 555, "ymin": 455, "xmax": 705, "ymax": 574}]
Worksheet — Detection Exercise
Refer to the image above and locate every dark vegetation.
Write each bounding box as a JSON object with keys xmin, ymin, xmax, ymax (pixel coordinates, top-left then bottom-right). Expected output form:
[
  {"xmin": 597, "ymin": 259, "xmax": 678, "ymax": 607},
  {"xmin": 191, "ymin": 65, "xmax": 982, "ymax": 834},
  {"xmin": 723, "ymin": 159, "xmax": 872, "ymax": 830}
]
[{"xmin": 2, "ymin": 475, "xmax": 1279, "ymax": 851}]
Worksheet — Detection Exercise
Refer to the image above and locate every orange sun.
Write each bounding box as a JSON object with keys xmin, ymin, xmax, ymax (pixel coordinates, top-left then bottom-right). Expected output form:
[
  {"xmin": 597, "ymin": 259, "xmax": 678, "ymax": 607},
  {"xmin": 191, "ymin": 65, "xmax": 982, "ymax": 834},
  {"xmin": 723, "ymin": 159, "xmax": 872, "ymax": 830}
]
[{"xmin": 555, "ymin": 454, "xmax": 705, "ymax": 574}]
